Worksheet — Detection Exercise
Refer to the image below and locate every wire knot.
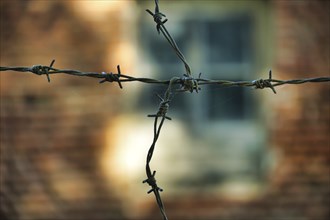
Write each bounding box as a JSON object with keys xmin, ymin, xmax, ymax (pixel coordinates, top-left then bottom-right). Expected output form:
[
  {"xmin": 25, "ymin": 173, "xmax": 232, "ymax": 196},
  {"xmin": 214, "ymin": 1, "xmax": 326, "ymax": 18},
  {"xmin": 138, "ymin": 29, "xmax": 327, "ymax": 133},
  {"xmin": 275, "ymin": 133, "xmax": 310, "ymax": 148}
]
[
  {"xmin": 31, "ymin": 60, "xmax": 55, "ymax": 82},
  {"xmin": 154, "ymin": 12, "xmax": 168, "ymax": 33},
  {"xmin": 99, "ymin": 65, "xmax": 123, "ymax": 89},
  {"xmin": 253, "ymin": 70, "xmax": 276, "ymax": 94},
  {"xmin": 157, "ymin": 99, "xmax": 170, "ymax": 118},
  {"xmin": 143, "ymin": 171, "xmax": 163, "ymax": 194},
  {"xmin": 31, "ymin": 65, "xmax": 47, "ymax": 75},
  {"xmin": 179, "ymin": 73, "xmax": 201, "ymax": 93},
  {"xmin": 254, "ymin": 79, "xmax": 271, "ymax": 89},
  {"xmin": 146, "ymin": 1, "xmax": 168, "ymax": 34},
  {"xmin": 148, "ymin": 94, "xmax": 171, "ymax": 120}
]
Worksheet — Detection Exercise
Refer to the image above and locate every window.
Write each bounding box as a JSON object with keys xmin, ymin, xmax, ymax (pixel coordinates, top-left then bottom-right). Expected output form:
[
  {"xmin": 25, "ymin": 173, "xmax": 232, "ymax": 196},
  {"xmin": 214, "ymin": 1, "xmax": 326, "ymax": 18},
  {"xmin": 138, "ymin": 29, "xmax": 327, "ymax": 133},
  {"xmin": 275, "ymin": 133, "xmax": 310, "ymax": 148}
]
[
  {"xmin": 207, "ymin": 17, "xmax": 251, "ymax": 63},
  {"xmin": 138, "ymin": 13, "xmax": 256, "ymax": 121},
  {"xmin": 135, "ymin": 1, "xmax": 272, "ymax": 197}
]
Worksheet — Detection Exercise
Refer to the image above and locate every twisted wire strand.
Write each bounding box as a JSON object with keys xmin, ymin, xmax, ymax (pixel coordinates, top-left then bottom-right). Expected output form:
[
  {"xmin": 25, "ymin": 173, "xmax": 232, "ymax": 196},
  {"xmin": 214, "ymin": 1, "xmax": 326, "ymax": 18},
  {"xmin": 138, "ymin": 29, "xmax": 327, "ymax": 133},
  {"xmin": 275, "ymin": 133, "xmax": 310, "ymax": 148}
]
[
  {"xmin": 146, "ymin": 0, "xmax": 191, "ymax": 76},
  {"xmin": 143, "ymin": 77, "xmax": 178, "ymax": 220},
  {"xmin": 143, "ymin": 116, "xmax": 168, "ymax": 220},
  {"xmin": 1, "ymin": 65, "xmax": 329, "ymax": 92}
]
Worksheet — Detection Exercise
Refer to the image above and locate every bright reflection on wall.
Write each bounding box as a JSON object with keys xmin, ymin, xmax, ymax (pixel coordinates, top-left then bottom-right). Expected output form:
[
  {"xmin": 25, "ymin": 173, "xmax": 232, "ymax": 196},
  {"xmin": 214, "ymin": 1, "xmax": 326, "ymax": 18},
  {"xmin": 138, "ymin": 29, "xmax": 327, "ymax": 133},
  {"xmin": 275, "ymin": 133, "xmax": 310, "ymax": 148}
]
[
  {"xmin": 100, "ymin": 113, "xmax": 191, "ymax": 218},
  {"xmin": 100, "ymin": 115, "xmax": 154, "ymax": 218},
  {"xmin": 71, "ymin": 1, "xmax": 133, "ymax": 21},
  {"xmin": 101, "ymin": 115, "xmax": 150, "ymax": 181}
]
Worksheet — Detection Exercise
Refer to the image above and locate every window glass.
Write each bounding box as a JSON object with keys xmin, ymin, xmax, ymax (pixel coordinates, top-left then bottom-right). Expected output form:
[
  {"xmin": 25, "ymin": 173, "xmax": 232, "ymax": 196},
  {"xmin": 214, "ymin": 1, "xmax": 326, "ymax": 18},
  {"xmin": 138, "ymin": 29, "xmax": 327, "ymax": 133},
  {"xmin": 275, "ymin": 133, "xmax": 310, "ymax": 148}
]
[
  {"xmin": 207, "ymin": 16, "xmax": 252, "ymax": 63},
  {"xmin": 207, "ymin": 85, "xmax": 245, "ymax": 120}
]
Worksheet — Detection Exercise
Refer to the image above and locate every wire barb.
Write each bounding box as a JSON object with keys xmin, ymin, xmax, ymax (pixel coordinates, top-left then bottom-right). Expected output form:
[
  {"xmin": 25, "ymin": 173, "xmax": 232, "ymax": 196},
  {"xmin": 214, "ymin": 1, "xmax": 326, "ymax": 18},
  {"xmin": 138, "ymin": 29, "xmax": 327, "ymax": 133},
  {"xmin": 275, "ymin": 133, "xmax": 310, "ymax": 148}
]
[
  {"xmin": 99, "ymin": 65, "xmax": 123, "ymax": 89},
  {"xmin": 179, "ymin": 73, "xmax": 201, "ymax": 93},
  {"xmin": 146, "ymin": 1, "xmax": 168, "ymax": 34},
  {"xmin": 148, "ymin": 94, "xmax": 172, "ymax": 120},
  {"xmin": 143, "ymin": 170, "xmax": 163, "ymax": 194},
  {"xmin": 31, "ymin": 59, "xmax": 55, "ymax": 82},
  {"xmin": 253, "ymin": 70, "xmax": 276, "ymax": 94}
]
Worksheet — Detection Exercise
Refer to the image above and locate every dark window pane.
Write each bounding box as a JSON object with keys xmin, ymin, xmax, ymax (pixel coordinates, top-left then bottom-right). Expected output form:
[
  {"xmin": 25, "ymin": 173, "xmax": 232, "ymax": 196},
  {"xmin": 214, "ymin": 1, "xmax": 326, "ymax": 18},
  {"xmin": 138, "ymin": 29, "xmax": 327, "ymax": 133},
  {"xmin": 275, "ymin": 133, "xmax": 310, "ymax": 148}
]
[
  {"xmin": 207, "ymin": 16, "xmax": 252, "ymax": 63},
  {"xmin": 207, "ymin": 85, "xmax": 245, "ymax": 120}
]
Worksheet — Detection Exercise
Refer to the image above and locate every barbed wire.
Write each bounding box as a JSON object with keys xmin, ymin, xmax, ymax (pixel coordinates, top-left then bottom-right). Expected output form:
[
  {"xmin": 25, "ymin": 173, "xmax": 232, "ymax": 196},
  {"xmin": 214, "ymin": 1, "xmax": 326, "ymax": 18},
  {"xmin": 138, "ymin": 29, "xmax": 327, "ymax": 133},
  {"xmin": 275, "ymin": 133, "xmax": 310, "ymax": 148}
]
[
  {"xmin": 146, "ymin": 0, "xmax": 191, "ymax": 77},
  {"xmin": 1, "ymin": 0, "xmax": 330, "ymax": 219},
  {"xmin": 1, "ymin": 63, "xmax": 329, "ymax": 93}
]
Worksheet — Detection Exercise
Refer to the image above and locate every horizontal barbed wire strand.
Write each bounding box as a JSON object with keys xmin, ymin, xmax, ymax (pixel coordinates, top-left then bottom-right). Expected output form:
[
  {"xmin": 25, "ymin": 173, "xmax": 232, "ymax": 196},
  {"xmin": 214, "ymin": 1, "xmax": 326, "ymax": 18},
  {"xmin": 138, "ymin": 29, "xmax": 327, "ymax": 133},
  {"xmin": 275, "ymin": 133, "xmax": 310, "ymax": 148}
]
[{"xmin": 1, "ymin": 65, "xmax": 329, "ymax": 93}]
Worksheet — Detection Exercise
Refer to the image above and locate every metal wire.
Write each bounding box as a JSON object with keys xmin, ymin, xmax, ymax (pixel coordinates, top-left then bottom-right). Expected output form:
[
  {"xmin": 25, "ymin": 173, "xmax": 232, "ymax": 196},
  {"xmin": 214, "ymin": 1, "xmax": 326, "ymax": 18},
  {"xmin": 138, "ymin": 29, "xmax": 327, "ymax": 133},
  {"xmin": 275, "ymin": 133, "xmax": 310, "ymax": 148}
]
[
  {"xmin": 146, "ymin": 0, "xmax": 191, "ymax": 77},
  {"xmin": 1, "ymin": 65, "xmax": 329, "ymax": 93},
  {"xmin": 1, "ymin": 0, "xmax": 330, "ymax": 219},
  {"xmin": 143, "ymin": 77, "xmax": 177, "ymax": 220}
]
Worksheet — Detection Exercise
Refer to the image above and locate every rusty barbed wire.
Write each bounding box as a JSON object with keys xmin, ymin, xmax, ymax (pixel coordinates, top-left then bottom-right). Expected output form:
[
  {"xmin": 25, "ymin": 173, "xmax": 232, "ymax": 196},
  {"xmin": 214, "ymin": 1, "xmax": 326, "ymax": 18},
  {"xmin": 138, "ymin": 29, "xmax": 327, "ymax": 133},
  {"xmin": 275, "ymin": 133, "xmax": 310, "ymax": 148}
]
[{"xmin": 1, "ymin": 0, "xmax": 330, "ymax": 219}]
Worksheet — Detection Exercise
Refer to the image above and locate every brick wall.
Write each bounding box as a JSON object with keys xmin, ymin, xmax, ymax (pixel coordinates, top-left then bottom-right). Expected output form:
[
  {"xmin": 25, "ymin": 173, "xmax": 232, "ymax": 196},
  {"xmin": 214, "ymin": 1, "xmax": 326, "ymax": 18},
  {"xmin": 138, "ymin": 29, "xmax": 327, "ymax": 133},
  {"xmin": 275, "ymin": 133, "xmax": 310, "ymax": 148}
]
[
  {"xmin": 269, "ymin": 1, "xmax": 330, "ymax": 219},
  {"xmin": 1, "ymin": 1, "xmax": 128, "ymax": 220}
]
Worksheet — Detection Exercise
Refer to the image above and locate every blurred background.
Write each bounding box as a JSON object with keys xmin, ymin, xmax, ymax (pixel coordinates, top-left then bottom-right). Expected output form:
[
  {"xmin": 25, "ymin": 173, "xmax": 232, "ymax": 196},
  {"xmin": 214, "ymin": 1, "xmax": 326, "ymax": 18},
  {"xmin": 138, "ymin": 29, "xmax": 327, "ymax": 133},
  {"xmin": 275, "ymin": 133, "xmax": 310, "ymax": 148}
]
[{"xmin": 0, "ymin": 0, "xmax": 329, "ymax": 220}]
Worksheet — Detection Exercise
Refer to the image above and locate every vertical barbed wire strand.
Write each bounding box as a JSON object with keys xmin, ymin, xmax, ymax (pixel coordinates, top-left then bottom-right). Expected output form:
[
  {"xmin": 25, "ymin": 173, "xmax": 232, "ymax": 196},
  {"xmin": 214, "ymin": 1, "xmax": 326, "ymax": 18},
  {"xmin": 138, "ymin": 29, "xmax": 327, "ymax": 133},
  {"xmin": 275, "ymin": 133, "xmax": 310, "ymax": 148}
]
[
  {"xmin": 146, "ymin": 0, "xmax": 192, "ymax": 76},
  {"xmin": 144, "ymin": 77, "xmax": 178, "ymax": 220},
  {"xmin": 144, "ymin": 0, "xmax": 198, "ymax": 218},
  {"xmin": 143, "ymin": 116, "xmax": 168, "ymax": 220}
]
